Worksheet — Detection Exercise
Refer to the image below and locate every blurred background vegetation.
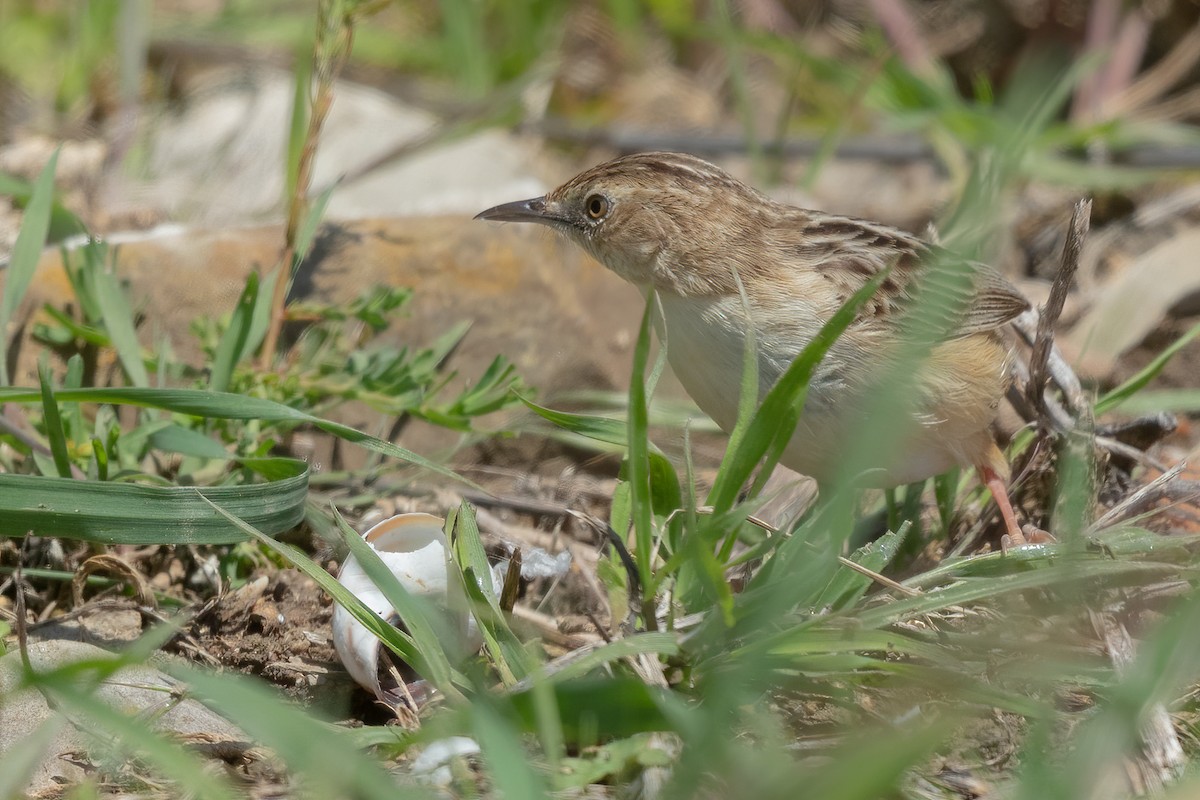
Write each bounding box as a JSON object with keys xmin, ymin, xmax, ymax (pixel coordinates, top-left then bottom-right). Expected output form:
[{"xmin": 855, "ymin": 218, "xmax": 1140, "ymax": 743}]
[{"xmin": 2, "ymin": 1, "xmax": 1200, "ymax": 799}]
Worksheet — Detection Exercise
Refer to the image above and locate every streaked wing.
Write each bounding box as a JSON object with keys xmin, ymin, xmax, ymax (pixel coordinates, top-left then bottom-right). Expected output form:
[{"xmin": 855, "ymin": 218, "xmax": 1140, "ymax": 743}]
[{"xmin": 782, "ymin": 212, "xmax": 1029, "ymax": 337}]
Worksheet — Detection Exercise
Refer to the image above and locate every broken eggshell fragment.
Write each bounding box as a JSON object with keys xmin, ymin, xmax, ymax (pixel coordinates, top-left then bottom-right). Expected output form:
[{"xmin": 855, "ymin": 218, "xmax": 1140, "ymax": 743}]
[{"xmin": 331, "ymin": 512, "xmax": 490, "ymax": 703}]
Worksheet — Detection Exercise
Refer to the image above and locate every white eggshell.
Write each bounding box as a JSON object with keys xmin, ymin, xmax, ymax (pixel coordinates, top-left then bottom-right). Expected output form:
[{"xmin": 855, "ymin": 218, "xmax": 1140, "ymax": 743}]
[{"xmin": 331, "ymin": 513, "xmax": 466, "ymax": 700}]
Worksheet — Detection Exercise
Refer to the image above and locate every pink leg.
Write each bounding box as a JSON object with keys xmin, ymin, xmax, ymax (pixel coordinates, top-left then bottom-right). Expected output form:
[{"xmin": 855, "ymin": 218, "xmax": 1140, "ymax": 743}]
[{"xmin": 979, "ymin": 463, "xmax": 1027, "ymax": 554}]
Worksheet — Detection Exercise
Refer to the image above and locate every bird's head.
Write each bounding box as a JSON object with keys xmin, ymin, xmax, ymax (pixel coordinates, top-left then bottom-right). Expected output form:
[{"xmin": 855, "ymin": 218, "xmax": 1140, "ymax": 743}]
[{"xmin": 475, "ymin": 152, "xmax": 774, "ymax": 295}]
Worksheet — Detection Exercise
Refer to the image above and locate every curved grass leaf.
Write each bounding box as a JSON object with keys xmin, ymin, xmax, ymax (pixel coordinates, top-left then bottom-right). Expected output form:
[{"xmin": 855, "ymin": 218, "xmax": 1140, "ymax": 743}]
[
  {"xmin": 706, "ymin": 270, "xmax": 889, "ymax": 517},
  {"xmin": 0, "ymin": 458, "xmax": 307, "ymax": 543},
  {"xmin": 171, "ymin": 664, "xmax": 424, "ymax": 800},
  {"xmin": 860, "ymin": 557, "xmax": 1185, "ymax": 628},
  {"xmin": 507, "ymin": 676, "xmax": 681, "ymax": 744},
  {"xmin": 448, "ymin": 501, "xmax": 535, "ymax": 684},
  {"xmin": 204, "ymin": 496, "xmax": 467, "ymax": 700},
  {"xmin": 1095, "ymin": 319, "xmax": 1200, "ymax": 415},
  {"xmin": 520, "ymin": 395, "xmax": 681, "ymax": 519},
  {"xmin": 627, "ymin": 298, "xmax": 657, "ymax": 603},
  {"xmin": 0, "ymin": 715, "xmax": 68, "ymax": 798},
  {"xmin": 512, "ymin": 633, "xmax": 681, "ymax": 689},
  {"xmin": 812, "ymin": 524, "xmax": 910, "ymax": 611},
  {"xmin": 28, "ymin": 682, "xmax": 237, "ymax": 800},
  {"xmin": 473, "ymin": 701, "xmax": 550, "ymax": 799}
]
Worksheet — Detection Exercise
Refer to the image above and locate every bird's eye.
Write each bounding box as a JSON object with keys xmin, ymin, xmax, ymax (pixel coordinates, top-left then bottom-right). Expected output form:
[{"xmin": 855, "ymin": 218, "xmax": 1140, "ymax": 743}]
[{"xmin": 585, "ymin": 194, "xmax": 609, "ymax": 220}]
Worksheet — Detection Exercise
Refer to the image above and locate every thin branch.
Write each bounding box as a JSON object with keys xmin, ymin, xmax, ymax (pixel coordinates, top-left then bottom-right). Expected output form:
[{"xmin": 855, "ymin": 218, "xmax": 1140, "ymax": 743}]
[
  {"xmin": 1026, "ymin": 199, "xmax": 1092, "ymax": 426},
  {"xmin": 1091, "ymin": 461, "xmax": 1189, "ymax": 532},
  {"xmin": 260, "ymin": 1, "xmax": 359, "ymax": 369}
]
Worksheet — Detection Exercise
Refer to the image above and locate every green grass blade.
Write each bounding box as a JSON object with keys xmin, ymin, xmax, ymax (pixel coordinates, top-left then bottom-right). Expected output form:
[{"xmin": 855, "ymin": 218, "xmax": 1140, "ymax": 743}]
[
  {"xmin": 522, "ymin": 633, "xmax": 680, "ymax": 686},
  {"xmin": 812, "ymin": 523, "xmax": 910, "ymax": 611},
  {"xmin": 473, "ymin": 701, "xmax": 549, "ymax": 799},
  {"xmin": 0, "ymin": 715, "xmax": 69, "ymax": 798},
  {"xmin": 720, "ymin": 272, "xmax": 759, "ymax": 459},
  {"xmin": 706, "ymin": 270, "xmax": 889, "ymax": 517},
  {"xmin": 209, "ymin": 271, "xmax": 260, "ymax": 393},
  {"xmin": 330, "ymin": 506, "xmax": 464, "ymax": 696},
  {"xmin": 294, "ymin": 185, "xmax": 335, "ymax": 263},
  {"xmin": 1095, "ymin": 319, "xmax": 1200, "ymax": 414},
  {"xmin": 26, "ymin": 681, "xmax": 237, "ymax": 800},
  {"xmin": 626, "ymin": 296, "xmax": 658, "ymax": 616},
  {"xmin": 285, "ymin": 38, "xmax": 311, "ymax": 205},
  {"xmin": 0, "ymin": 386, "xmax": 475, "ymax": 488},
  {"xmin": 507, "ymin": 676, "xmax": 683, "ymax": 743},
  {"xmin": 86, "ymin": 248, "xmax": 150, "ymax": 388},
  {"xmin": 520, "ymin": 396, "xmax": 629, "ymax": 447},
  {"xmin": 0, "ymin": 169, "xmax": 86, "ymax": 243},
  {"xmin": 172, "ymin": 664, "xmax": 423, "ymax": 800},
  {"xmin": 521, "ymin": 395, "xmax": 681, "ymax": 520},
  {"xmin": 859, "ymin": 557, "xmax": 1182, "ymax": 628},
  {"xmin": 147, "ymin": 423, "xmax": 233, "ymax": 460},
  {"xmin": 0, "ymin": 459, "xmax": 307, "ymax": 542},
  {"xmin": 0, "ymin": 150, "xmax": 59, "ymax": 386},
  {"xmin": 38, "ymin": 364, "xmax": 73, "ymax": 478},
  {"xmin": 448, "ymin": 501, "xmax": 536, "ymax": 684},
  {"xmin": 1099, "ymin": 388, "xmax": 1200, "ymax": 416},
  {"xmin": 203, "ymin": 495, "xmax": 467, "ymax": 698}
]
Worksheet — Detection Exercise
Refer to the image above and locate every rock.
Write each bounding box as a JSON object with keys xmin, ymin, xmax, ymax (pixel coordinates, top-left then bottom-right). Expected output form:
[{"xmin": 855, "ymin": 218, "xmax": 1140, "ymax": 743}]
[
  {"xmin": 15, "ymin": 216, "xmax": 645, "ymax": 466},
  {"xmin": 114, "ymin": 67, "xmax": 544, "ymax": 226},
  {"xmin": 0, "ymin": 640, "xmax": 246, "ymax": 795}
]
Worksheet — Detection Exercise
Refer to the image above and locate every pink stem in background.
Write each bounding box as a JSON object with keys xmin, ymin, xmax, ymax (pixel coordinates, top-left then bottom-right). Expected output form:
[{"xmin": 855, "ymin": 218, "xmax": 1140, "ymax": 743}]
[
  {"xmin": 737, "ymin": 0, "xmax": 799, "ymax": 34},
  {"xmin": 1098, "ymin": 8, "xmax": 1151, "ymax": 117},
  {"xmin": 866, "ymin": 0, "xmax": 934, "ymax": 76},
  {"xmin": 1071, "ymin": 0, "xmax": 1120, "ymax": 123}
]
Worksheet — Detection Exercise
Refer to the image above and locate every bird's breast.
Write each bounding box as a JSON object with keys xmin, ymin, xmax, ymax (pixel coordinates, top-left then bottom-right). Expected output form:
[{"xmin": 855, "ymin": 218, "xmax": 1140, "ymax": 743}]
[{"xmin": 655, "ymin": 292, "xmax": 832, "ymax": 431}]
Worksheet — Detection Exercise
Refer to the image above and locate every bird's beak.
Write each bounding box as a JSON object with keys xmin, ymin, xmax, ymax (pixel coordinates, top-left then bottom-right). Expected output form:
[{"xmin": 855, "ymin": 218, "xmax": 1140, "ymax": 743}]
[{"xmin": 474, "ymin": 196, "xmax": 555, "ymax": 224}]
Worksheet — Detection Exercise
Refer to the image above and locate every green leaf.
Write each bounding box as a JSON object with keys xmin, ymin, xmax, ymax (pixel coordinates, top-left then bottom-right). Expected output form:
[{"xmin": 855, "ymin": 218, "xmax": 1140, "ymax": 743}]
[
  {"xmin": 285, "ymin": 40, "xmax": 312, "ymax": 205},
  {"xmin": 707, "ymin": 270, "xmax": 889, "ymax": 517},
  {"xmin": 202, "ymin": 496, "xmax": 468, "ymax": 699},
  {"xmin": 294, "ymin": 185, "xmax": 335, "ymax": 264},
  {"xmin": 1095, "ymin": 319, "xmax": 1200, "ymax": 414},
  {"xmin": 448, "ymin": 501, "xmax": 536, "ymax": 684},
  {"xmin": 0, "ymin": 386, "xmax": 474, "ymax": 489},
  {"xmin": 812, "ymin": 523, "xmax": 910, "ymax": 611},
  {"xmin": 172, "ymin": 664, "xmax": 421, "ymax": 800},
  {"xmin": 521, "ymin": 395, "xmax": 680, "ymax": 519},
  {"xmin": 83, "ymin": 245, "xmax": 151, "ymax": 388},
  {"xmin": 508, "ymin": 676, "xmax": 681, "ymax": 743},
  {"xmin": 627, "ymin": 297, "xmax": 657, "ymax": 603},
  {"xmin": 0, "ymin": 716, "xmax": 69, "ymax": 799},
  {"xmin": 1099, "ymin": 388, "xmax": 1200, "ymax": 416},
  {"xmin": 38, "ymin": 364, "xmax": 73, "ymax": 478},
  {"xmin": 147, "ymin": 423, "xmax": 232, "ymax": 460},
  {"xmin": 0, "ymin": 150, "xmax": 59, "ymax": 386},
  {"xmin": 524, "ymin": 632, "xmax": 680, "ymax": 686},
  {"xmin": 0, "ymin": 458, "xmax": 307, "ymax": 543},
  {"xmin": 0, "ymin": 168, "xmax": 86, "ymax": 243},
  {"xmin": 210, "ymin": 271, "xmax": 261, "ymax": 393}
]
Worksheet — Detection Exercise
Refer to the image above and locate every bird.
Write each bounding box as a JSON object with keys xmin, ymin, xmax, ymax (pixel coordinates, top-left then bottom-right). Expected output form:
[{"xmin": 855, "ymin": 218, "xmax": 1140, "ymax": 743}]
[{"xmin": 476, "ymin": 151, "xmax": 1036, "ymax": 548}]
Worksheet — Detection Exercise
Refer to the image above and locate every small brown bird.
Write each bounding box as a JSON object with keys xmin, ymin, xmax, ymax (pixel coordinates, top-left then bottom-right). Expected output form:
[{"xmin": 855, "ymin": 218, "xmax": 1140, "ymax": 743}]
[{"xmin": 477, "ymin": 152, "xmax": 1034, "ymax": 547}]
